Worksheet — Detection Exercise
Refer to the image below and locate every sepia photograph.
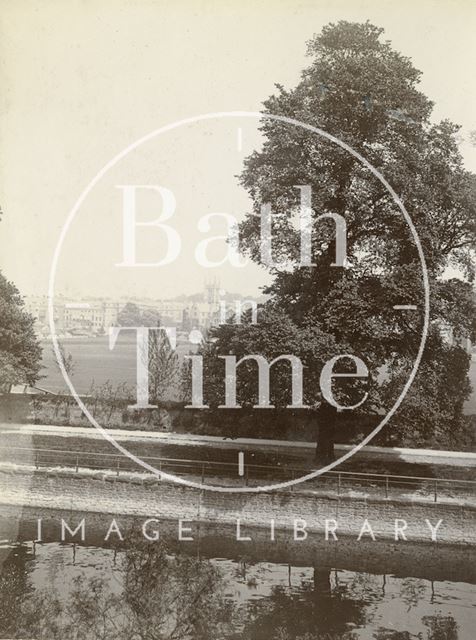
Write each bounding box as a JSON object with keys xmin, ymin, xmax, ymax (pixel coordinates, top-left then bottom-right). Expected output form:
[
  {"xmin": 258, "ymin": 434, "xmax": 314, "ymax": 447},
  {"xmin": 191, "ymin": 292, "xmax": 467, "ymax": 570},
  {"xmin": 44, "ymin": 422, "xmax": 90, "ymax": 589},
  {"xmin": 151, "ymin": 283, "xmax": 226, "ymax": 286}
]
[{"xmin": 0, "ymin": 1, "xmax": 475, "ymax": 638}]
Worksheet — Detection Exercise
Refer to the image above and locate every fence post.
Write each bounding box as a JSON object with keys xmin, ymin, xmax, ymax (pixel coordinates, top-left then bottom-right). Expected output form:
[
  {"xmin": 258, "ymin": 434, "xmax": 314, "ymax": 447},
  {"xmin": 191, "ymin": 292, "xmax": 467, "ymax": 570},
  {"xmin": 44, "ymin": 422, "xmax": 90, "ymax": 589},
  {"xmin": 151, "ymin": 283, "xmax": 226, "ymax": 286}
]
[
  {"xmin": 434, "ymin": 480, "xmax": 438, "ymax": 503},
  {"xmin": 201, "ymin": 464, "xmax": 205, "ymax": 484},
  {"xmin": 116, "ymin": 460, "xmax": 120, "ymax": 477},
  {"xmin": 75, "ymin": 455, "xmax": 79, "ymax": 473},
  {"xmin": 35, "ymin": 453, "xmax": 39, "ymax": 470},
  {"xmin": 337, "ymin": 473, "xmax": 341, "ymax": 496},
  {"xmin": 385, "ymin": 475, "xmax": 389, "ymax": 499}
]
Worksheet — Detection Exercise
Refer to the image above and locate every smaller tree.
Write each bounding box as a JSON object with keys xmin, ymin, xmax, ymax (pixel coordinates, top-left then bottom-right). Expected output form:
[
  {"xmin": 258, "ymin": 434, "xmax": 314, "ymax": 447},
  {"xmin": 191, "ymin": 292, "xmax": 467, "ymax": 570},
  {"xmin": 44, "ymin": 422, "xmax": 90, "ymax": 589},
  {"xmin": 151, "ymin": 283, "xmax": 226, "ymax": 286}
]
[
  {"xmin": 141, "ymin": 307, "xmax": 162, "ymax": 327},
  {"xmin": 117, "ymin": 302, "xmax": 142, "ymax": 327},
  {"xmin": 87, "ymin": 380, "xmax": 134, "ymax": 425},
  {"xmin": 117, "ymin": 303, "xmax": 162, "ymax": 328},
  {"xmin": 144, "ymin": 328, "xmax": 179, "ymax": 405},
  {"xmin": 0, "ymin": 273, "xmax": 42, "ymax": 389},
  {"xmin": 54, "ymin": 340, "xmax": 75, "ymax": 378}
]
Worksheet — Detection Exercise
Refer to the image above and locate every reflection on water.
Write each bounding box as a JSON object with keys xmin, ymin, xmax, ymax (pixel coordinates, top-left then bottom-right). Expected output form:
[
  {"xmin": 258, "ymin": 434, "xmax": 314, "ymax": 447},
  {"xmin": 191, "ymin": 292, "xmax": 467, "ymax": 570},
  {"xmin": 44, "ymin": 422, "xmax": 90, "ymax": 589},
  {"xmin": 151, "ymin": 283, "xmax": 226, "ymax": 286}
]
[{"xmin": 0, "ymin": 539, "xmax": 473, "ymax": 640}]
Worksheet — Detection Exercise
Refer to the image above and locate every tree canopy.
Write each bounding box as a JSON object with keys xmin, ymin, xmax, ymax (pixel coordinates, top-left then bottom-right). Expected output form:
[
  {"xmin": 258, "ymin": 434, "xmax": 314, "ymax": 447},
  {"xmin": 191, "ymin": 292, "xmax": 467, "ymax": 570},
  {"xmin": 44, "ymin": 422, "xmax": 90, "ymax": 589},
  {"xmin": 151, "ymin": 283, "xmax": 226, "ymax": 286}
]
[
  {"xmin": 0, "ymin": 272, "xmax": 42, "ymax": 389},
  {"xmin": 117, "ymin": 302, "xmax": 161, "ymax": 328},
  {"xmin": 194, "ymin": 21, "xmax": 476, "ymax": 454}
]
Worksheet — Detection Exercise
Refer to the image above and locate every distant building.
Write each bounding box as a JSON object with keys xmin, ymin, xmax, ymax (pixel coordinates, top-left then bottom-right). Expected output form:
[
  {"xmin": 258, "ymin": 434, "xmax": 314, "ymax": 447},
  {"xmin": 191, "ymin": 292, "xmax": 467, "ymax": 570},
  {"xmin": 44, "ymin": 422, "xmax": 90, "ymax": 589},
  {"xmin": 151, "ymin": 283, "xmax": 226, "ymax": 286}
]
[
  {"xmin": 23, "ymin": 297, "xmax": 120, "ymax": 336},
  {"xmin": 63, "ymin": 302, "xmax": 120, "ymax": 333},
  {"xmin": 137, "ymin": 279, "xmax": 222, "ymax": 330},
  {"xmin": 23, "ymin": 280, "xmax": 252, "ymax": 337}
]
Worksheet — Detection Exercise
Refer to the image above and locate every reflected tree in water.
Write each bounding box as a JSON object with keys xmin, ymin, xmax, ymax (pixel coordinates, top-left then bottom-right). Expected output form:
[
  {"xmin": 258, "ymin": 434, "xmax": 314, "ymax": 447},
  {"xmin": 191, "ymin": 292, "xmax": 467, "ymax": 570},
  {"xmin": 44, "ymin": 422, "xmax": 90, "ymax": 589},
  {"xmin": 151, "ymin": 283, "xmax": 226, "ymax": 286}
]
[
  {"xmin": 237, "ymin": 567, "xmax": 365, "ymax": 640},
  {"xmin": 399, "ymin": 577, "xmax": 428, "ymax": 612},
  {"xmin": 12, "ymin": 536, "xmax": 234, "ymax": 640},
  {"xmin": 373, "ymin": 613, "xmax": 458, "ymax": 640},
  {"xmin": 0, "ymin": 543, "xmax": 463, "ymax": 640},
  {"xmin": 0, "ymin": 544, "xmax": 35, "ymax": 637},
  {"xmin": 423, "ymin": 614, "xmax": 458, "ymax": 640}
]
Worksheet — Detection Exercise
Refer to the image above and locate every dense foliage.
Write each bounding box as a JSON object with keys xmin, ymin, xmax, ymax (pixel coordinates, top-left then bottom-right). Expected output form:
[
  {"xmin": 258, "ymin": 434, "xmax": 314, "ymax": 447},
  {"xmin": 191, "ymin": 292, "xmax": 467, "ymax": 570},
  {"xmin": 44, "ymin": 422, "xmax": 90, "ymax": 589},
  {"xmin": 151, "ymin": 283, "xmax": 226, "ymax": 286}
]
[
  {"xmin": 0, "ymin": 272, "xmax": 42, "ymax": 388},
  {"xmin": 194, "ymin": 21, "xmax": 476, "ymax": 454}
]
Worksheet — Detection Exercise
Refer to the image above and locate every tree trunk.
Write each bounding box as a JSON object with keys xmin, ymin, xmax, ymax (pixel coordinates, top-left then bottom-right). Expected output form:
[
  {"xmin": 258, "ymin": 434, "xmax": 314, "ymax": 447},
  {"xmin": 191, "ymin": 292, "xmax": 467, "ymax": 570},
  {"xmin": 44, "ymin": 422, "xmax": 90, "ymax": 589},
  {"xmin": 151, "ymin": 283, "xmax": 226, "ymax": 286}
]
[
  {"xmin": 315, "ymin": 403, "xmax": 337, "ymax": 464},
  {"xmin": 313, "ymin": 566, "xmax": 331, "ymax": 594}
]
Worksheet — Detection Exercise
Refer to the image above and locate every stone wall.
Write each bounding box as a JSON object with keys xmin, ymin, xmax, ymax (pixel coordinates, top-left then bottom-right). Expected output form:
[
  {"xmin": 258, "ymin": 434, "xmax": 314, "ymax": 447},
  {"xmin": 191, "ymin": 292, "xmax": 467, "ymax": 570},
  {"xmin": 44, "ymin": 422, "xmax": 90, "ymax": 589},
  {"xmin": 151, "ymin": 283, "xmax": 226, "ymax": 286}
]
[{"xmin": 0, "ymin": 468, "xmax": 473, "ymax": 546}]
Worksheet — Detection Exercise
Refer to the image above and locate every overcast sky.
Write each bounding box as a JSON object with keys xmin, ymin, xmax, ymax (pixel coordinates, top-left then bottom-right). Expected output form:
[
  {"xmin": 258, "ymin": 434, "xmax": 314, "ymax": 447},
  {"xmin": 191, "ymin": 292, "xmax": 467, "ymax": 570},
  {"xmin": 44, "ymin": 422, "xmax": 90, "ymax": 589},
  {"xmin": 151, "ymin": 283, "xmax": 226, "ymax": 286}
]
[{"xmin": 0, "ymin": 0, "xmax": 474, "ymax": 300}]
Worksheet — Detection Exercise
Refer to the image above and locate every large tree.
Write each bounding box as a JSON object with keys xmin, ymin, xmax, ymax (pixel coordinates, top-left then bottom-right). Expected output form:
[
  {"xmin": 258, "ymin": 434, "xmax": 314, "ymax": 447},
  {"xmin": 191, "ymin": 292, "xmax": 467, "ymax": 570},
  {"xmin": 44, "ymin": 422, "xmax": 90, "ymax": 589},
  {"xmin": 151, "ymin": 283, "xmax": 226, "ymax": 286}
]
[{"xmin": 196, "ymin": 21, "xmax": 475, "ymax": 458}]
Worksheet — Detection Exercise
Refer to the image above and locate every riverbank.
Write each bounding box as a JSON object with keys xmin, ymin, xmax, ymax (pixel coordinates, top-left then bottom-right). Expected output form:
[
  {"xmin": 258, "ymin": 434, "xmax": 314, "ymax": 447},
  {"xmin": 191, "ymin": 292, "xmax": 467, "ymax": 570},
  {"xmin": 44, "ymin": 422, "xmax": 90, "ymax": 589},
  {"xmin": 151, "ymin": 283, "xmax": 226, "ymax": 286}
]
[
  {"xmin": 4, "ymin": 422, "xmax": 476, "ymax": 467},
  {"xmin": 1, "ymin": 504, "xmax": 475, "ymax": 584}
]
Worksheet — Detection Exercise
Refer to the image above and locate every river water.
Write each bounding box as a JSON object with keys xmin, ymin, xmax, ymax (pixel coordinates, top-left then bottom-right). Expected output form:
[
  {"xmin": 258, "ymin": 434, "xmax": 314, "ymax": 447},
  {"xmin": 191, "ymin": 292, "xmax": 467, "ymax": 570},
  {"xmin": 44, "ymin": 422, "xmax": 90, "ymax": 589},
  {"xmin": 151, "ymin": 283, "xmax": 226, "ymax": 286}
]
[{"xmin": 0, "ymin": 507, "xmax": 474, "ymax": 639}]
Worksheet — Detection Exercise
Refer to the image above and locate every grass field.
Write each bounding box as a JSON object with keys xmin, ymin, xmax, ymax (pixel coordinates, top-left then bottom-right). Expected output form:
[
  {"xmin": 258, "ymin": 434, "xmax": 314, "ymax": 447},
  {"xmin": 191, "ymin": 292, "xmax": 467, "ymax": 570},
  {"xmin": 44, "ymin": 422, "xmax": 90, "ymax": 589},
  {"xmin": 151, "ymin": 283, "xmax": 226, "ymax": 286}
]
[
  {"xmin": 40, "ymin": 335, "xmax": 192, "ymax": 397},
  {"xmin": 40, "ymin": 338, "xmax": 476, "ymax": 413}
]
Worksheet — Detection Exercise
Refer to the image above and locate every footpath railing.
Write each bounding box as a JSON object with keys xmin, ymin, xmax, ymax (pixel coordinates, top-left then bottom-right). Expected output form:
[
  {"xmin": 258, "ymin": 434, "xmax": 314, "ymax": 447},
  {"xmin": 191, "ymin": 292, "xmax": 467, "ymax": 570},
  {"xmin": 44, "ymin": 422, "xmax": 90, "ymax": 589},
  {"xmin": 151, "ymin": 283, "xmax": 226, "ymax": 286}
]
[{"xmin": 0, "ymin": 445, "xmax": 475, "ymax": 503}]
